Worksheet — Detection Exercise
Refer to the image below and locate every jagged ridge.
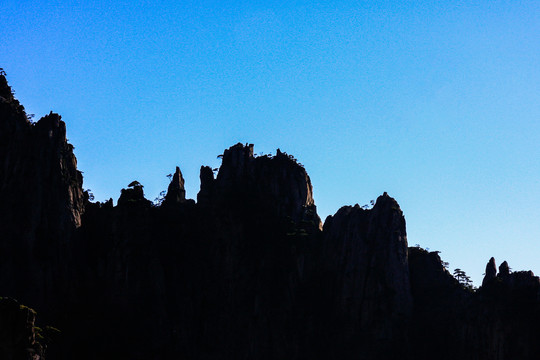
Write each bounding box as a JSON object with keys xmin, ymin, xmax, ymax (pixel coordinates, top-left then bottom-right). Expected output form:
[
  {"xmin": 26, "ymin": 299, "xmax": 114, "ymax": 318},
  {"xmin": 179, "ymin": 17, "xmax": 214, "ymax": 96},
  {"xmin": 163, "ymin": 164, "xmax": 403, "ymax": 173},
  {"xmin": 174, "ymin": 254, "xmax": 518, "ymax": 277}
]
[{"xmin": 1, "ymin": 74, "xmax": 540, "ymax": 360}]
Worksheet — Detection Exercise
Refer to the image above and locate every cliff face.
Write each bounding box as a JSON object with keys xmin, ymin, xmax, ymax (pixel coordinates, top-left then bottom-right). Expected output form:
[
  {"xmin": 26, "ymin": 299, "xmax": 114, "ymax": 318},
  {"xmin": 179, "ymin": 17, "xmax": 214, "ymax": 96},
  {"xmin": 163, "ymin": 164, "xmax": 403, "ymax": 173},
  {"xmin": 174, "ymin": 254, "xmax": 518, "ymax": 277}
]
[
  {"xmin": 322, "ymin": 193, "xmax": 411, "ymax": 357},
  {"xmin": 474, "ymin": 259, "xmax": 540, "ymax": 359},
  {"xmin": 408, "ymin": 247, "xmax": 471, "ymax": 359},
  {"xmin": 0, "ymin": 75, "xmax": 84, "ymax": 310},
  {"xmin": 0, "ymin": 76, "xmax": 84, "ymax": 232},
  {"xmin": 2, "ymin": 76, "xmax": 540, "ymax": 360},
  {"xmin": 202, "ymin": 143, "xmax": 321, "ymax": 230},
  {"xmin": 0, "ymin": 297, "xmax": 58, "ymax": 360},
  {"xmin": 76, "ymin": 156, "xmax": 420, "ymax": 360},
  {"xmin": 407, "ymin": 251, "xmax": 540, "ymax": 360},
  {"xmin": 70, "ymin": 144, "xmax": 324, "ymax": 359}
]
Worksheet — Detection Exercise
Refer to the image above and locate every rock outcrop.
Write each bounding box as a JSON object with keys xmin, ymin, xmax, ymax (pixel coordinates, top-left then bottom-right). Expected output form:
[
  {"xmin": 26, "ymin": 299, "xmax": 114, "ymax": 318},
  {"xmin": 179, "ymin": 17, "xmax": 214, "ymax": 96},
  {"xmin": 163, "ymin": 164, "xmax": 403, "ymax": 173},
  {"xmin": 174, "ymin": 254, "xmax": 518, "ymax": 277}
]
[
  {"xmin": 196, "ymin": 165, "xmax": 215, "ymax": 206},
  {"xmin": 117, "ymin": 180, "xmax": 152, "ymax": 207},
  {"xmin": 473, "ymin": 259, "xmax": 540, "ymax": 359},
  {"xmin": 322, "ymin": 193, "xmax": 412, "ymax": 357},
  {"xmin": 483, "ymin": 256, "xmax": 498, "ymax": 286},
  {"xmin": 499, "ymin": 261, "xmax": 510, "ymax": 277},
  {"xmin": 408, "ymin": 247, "xmax": 471, "ymax": 359},
  {"xmin": 203, "ymin": 143, "xmax": 322, "ymax": 230},
  {"xmin": 163, "ymin": 166, "xmax": 186, "ymax": 206},
  {"xmin": 0, "ymin": 74, "xmax": 84, "ymax": 312},
  {"xmin": 407, "ymin": 254, "xmax": 540, "ymax": 360}
]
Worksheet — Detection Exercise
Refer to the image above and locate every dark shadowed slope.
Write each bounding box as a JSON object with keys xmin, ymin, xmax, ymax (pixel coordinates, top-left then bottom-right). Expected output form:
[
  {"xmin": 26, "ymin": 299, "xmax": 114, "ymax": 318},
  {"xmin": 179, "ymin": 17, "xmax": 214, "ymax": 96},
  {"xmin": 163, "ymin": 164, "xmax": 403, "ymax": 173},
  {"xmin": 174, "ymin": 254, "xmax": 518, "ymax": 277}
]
[{"xmin": 1, "ymin": 75, "xmax": 540, "ymax": 360}]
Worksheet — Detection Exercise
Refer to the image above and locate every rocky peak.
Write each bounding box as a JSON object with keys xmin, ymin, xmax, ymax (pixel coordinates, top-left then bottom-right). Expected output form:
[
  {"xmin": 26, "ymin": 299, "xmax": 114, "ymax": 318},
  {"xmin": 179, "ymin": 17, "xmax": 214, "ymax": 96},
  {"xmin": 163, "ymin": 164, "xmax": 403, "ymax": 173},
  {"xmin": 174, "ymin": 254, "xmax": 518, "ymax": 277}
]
[
  {"xmin": 118, "ymin": 181, "xmax": 150, "ymax": 206},
  {"xmin": 197, "ymin": 165, "xmax": 215, "ymax": 206},
  {"xmin": 0, "ymin": 76, "xmax": 31, "ymax": 151},
  {"xmin": 34, "ymin": 111, "xmax": 67, "ymax": 144},
  {"xmin": 322, "ymin": 193, "xmax": 412, "ymax": 354},
  {"xmin": 0, "ymin": 77, "xmax": 84, "ymax": 252},
  {"xmin": 481, "ymin": 258, "xmax": 540, "ymax": 295},
  {"xmin": 203, "ymin": 143, "xmax": 321, "ymax": 228},
  {"xmin": 215, "ymin": 143, "xmax": 255, "ymax": 192},
  {"xmin": 163, "ymin": 166, "xmax": 186, "ymax": 205},
  {"xmin": 225, "ymin": 142, "xmax": 254, "ymax": 163},
  {"xmin": 370, "ymin": 192, "xmax": 405, "ymax": 224},
  {"xmin": 482, "ymin": 257, "xmax": 497, "ymax": 287},
  {"xmin": 499, "ymin": 261, "xmax": 510, "ymax": 278},
  {"xmin": 0, "ymin": 74, "xmax": 16, "ymax": 102}
]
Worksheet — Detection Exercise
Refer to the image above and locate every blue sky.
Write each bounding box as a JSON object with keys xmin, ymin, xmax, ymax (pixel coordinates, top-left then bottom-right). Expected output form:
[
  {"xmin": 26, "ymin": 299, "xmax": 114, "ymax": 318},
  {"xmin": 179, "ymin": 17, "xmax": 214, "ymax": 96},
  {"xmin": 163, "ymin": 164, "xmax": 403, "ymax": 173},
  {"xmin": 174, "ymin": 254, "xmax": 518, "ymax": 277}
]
[{"xmin": 2, "ymin": 0, "xmax": 539, "ymax": 285}]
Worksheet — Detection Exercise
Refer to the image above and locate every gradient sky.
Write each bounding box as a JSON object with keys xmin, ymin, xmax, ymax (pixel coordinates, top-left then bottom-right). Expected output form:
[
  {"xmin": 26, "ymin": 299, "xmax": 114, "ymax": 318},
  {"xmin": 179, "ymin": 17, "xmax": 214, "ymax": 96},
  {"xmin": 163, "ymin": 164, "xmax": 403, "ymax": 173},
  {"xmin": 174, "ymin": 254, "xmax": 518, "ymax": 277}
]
[{"xmin": 2, "ymin": 0, "xmax": 539, "ymax": 285}]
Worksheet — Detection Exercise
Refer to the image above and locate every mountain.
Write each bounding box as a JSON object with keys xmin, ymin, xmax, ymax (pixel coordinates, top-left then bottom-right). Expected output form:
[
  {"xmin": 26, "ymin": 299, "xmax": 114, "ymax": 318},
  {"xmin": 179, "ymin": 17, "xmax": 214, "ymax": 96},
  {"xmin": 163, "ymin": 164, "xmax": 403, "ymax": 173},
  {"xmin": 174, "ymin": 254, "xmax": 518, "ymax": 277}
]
[{"xmin": 1, "ymin": 75, "xmax": 539, "ymax": 359}]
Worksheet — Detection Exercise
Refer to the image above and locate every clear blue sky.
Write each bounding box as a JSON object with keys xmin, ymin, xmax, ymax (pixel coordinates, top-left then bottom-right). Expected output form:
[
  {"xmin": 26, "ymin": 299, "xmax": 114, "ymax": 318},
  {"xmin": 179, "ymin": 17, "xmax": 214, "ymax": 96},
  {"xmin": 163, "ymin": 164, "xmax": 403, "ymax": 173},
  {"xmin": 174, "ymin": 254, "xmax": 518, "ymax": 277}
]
[{"xmin": 2, "ymin": 0, "xmax": 539, "ymax": 285}]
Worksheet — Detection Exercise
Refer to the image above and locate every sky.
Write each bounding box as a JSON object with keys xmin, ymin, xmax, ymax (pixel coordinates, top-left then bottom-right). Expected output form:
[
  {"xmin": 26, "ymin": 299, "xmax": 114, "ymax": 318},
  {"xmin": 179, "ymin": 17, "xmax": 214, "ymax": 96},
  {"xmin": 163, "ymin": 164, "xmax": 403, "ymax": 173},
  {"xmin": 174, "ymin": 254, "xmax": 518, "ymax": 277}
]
[{"xmin": 1, "ymin": 0, "xmax": 539, "ymax": 285}]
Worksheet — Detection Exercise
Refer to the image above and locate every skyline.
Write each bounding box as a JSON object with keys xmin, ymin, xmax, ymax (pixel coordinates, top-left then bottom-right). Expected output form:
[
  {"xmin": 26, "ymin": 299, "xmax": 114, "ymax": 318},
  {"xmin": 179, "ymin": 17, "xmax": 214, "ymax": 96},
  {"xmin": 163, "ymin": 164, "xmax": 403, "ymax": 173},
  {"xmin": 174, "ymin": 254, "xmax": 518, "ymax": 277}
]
[{"xmin": 1, "ymin": 0, "xmax": 539, "ymax": 285}]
